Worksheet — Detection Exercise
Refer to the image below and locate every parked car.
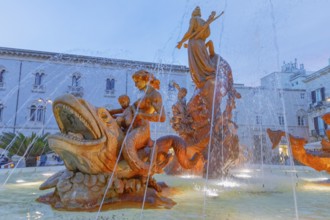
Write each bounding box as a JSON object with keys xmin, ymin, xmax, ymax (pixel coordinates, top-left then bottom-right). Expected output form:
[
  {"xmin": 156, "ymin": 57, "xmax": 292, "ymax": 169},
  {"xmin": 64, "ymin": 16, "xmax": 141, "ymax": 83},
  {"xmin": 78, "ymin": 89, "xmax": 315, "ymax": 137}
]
[{"xmin": 0, "ymin": 156, "xmax": 15, "ymax": 169}]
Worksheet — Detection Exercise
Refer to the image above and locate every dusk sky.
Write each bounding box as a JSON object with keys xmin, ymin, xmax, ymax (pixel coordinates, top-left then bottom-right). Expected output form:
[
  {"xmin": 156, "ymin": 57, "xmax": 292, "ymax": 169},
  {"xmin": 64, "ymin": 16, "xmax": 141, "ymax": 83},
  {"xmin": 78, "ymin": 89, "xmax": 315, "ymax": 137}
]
[{"xmin": 1, "ymin": 0, "xmax": 329, "ymax": 86}]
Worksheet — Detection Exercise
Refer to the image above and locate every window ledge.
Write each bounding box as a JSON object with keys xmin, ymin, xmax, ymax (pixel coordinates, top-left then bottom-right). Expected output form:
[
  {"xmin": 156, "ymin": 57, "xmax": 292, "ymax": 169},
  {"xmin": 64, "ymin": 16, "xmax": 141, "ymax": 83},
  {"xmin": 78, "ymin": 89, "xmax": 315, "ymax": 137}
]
[
  {"xmin": 104, "ymin": 90, "xmax": 115, "ymax": 97},
  {"xmin": 32, "ymin": 85, "xmax": 45, "ymax": 93}
]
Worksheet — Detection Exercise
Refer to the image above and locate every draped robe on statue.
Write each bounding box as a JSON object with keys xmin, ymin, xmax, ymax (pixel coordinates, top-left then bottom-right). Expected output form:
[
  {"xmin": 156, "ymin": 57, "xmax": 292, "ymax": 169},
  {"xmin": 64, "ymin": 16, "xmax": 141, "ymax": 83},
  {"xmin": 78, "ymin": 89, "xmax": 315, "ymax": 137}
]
[{"xmin": 187, "ymin": 16, "xmax": 216, "ymax": 88}]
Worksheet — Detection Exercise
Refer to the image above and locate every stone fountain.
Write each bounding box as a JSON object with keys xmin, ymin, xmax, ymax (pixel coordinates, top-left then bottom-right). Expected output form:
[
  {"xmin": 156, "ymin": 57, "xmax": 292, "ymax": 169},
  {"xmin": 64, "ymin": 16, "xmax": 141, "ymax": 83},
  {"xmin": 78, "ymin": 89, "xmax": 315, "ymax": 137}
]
[{"xmin": 37, "ymin": 7, "xmax": 241, "ymax": 210}]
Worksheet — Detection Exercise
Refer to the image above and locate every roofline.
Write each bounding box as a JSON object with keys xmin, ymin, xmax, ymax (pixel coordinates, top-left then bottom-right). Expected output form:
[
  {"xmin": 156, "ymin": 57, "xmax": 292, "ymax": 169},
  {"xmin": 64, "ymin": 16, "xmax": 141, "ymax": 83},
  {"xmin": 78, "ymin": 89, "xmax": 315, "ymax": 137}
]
[
  {"xmin": 260, "ymin": 71, "xmax": 289, "ymax": 80},
  {"xmin": 235, "ymin": 84, "xmax": 306, "ymax": 92},
  {"xmin": 289, "ymin": 73, "xmax": 306, "ymax": 81},
  {"xmin": 0, "ymin": 47, "xmax": 190, "ymax": 73},
  {"xmin": 304, "ymin": 65, "xmax": 330, "ymax": 82}
]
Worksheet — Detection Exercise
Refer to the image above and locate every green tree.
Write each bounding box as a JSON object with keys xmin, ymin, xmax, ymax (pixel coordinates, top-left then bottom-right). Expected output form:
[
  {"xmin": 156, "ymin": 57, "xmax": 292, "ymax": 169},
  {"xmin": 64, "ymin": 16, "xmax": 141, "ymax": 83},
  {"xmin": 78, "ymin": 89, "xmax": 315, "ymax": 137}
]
[{"xmin": 0, "ymin": 132, "xmax": 51, "ymax": 167}]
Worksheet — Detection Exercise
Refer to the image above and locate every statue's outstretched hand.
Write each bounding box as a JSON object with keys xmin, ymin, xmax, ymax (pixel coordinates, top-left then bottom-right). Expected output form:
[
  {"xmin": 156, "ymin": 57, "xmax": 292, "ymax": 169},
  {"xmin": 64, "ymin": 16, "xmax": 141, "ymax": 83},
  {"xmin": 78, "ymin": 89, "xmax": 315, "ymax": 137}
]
[{"xmin": 176, "ymin": 41, "xmax": 183, "ymax": 49}]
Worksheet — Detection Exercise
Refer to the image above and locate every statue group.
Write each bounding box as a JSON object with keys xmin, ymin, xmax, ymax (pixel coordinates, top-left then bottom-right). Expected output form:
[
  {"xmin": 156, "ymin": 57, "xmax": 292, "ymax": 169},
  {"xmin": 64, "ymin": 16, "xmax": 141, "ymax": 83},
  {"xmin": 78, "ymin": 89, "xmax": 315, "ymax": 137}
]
[{"xmin": 38, "ymin": 7, "xmax": 241, "ymax": 210}]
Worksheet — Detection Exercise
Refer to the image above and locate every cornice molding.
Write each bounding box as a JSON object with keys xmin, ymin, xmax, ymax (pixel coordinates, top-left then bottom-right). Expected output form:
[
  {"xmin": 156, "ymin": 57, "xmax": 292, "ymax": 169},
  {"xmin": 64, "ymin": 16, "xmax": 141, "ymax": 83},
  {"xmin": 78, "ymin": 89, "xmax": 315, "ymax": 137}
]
[{"xmin": 0, "ymin": 47, "xmax": 189, "ymax": 73}]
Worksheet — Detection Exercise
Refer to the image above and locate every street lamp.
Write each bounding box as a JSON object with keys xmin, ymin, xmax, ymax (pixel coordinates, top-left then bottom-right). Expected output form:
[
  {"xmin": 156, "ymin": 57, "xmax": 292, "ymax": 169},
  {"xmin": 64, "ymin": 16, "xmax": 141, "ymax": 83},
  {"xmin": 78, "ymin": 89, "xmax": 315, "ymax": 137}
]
[{"xmin": 37, "ymin": 98, "xmax": 52, "ymax": 135}]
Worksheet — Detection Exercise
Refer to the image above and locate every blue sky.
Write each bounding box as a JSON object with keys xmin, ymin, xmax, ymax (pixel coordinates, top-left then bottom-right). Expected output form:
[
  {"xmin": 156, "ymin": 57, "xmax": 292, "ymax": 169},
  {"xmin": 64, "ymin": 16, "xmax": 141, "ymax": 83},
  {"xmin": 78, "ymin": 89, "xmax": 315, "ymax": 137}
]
[{"xmin": 1, "ymin": 0, "xmax": 329, "ymax": 86}]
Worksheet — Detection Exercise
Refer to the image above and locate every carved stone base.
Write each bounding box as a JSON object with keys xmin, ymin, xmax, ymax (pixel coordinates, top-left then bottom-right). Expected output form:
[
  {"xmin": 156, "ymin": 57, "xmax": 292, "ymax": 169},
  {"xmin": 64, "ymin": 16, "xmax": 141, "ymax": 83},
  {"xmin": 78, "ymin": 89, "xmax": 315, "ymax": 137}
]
[{"xmin": 37, "ymin": 170, "xmax": 176, "ymax": 211}]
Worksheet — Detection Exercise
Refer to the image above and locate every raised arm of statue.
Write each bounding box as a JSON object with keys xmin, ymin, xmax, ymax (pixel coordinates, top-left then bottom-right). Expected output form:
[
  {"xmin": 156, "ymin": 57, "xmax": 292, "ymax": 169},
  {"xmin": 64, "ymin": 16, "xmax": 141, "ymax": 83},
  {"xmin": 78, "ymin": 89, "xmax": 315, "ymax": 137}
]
[{"xmin": 177, "ymin": 18, "xmax": 196, "ymax": 49}]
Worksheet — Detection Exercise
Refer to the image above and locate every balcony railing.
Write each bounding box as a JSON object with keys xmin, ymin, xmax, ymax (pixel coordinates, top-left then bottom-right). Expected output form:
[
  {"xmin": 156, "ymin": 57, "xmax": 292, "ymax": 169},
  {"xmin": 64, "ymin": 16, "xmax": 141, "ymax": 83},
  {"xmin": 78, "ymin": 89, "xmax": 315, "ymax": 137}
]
[
  {"xmin": 309, "ymin": 101, "xmax": 329, "ymax": 111},
  {"xmin": 311, "ymin": 129, "xmax": 326, "ymax": 137}
]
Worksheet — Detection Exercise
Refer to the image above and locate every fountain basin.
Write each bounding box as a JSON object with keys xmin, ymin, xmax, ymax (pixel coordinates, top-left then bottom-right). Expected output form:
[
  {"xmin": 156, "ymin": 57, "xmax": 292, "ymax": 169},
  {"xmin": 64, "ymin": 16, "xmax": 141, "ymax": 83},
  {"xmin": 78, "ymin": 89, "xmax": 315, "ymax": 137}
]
[{"xmin": 1, "ymin": 165, "xmax": 330, "ymax": 219}]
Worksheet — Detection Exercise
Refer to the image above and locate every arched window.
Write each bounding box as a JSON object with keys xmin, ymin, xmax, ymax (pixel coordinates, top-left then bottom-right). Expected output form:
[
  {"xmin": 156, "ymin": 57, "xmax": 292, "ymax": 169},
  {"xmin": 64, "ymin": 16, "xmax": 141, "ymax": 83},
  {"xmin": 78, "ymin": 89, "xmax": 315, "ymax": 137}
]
[
  {"xmin": 30, "ymin": 105, "xmax": 37, "ymax": 121},
  {"xmin": 37, "ymin": 105, "xmax": 45, "ymax": 122},
  {"xmin": 34, "ymin": 72, "xmax": 44, "ymax": 86},
  {"xmin": 68, "ymin": 73, "xmax": 83, "ymax": 97},
  {"xmin": 106, "ymin": 79, "xmax": 111, "ymax": 90},
  {"xmin": 297, "ymin": 109, "xmax": 307, "ymax": 126},
  {"xmin": 297, "ymin": 116, "xmax": 304, "ymax": 126},
  {"xmin": 0, "ymin": 103, "xmax": 4, "ymax": 122},
  {"xmin": 107, "ymin": 78, "xmax": 115, "ymax": 90},
  {"xmin": 105, "ymin": 78, "xmax": 115, "ymax": 94},
  {"xmin": 32, "ymin": 71, "xmax": 45, "ymax": 92},
  {"xmin": 29, "ymin": 104, "xmax": 45, "ymax": 122},
  {"xmin": 72, "ymin": 75, "xmax": 80, "ymax": 87}
]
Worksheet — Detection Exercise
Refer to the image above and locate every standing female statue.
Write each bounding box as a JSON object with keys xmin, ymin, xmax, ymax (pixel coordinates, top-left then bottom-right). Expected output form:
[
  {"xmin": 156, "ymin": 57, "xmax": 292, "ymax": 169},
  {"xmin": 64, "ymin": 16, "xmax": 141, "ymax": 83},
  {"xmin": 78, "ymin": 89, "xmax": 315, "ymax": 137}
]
[{"xmin": 177, "ymin": 6, "xmax": 219, "ymax": 88}]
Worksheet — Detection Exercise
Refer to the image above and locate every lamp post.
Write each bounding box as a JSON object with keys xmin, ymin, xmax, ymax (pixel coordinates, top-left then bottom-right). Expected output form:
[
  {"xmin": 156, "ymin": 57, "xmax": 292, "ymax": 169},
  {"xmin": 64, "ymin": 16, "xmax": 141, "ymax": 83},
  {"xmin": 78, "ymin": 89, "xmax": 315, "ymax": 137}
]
[{"xmin": 37, "ymin": 98, "xmax": 52, "ymax": 135}]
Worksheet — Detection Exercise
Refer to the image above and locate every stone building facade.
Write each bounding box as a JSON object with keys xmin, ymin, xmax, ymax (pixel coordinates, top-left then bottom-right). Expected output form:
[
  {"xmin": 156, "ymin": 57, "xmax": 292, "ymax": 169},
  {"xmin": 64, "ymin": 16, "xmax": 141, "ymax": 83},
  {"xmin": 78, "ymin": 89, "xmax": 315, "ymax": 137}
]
[
  {"xmin": 234, "ymin": 59, "xmax": 309, "ymax": 162},
  {"xmin": 304, "ymin": 62, "xmax": 330, "ymax": 141},
  {"xmin": 1, "ymin": 47, "xmax": 325, "ymax": 163},
  {"xmin": 0, "ymin": 47, "xmax": 190, "ymax": 138}
]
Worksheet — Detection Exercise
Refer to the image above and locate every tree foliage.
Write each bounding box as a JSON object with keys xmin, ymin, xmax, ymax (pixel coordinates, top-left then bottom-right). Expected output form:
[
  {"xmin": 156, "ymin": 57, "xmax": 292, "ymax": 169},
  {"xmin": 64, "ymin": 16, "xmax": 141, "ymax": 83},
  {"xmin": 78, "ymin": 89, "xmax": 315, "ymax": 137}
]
[{"xmin": 0, "ymin": 132, "xmax": 51, "ymax": 158}]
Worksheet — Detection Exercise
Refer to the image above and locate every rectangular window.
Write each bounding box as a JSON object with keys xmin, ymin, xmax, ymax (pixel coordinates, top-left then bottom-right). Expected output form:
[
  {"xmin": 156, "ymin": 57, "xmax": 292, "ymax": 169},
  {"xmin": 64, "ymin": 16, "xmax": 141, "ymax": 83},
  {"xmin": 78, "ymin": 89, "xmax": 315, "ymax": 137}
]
[
  {"xmin": 314, "ymin": 116, "xmax": 326, "ymax": 136},
  {"xmin": 300, "ymin": 93, "xmax": 305, "ymax": 99},
  {"xmin": 278, "ymin": 116, "xmax": 284, "ymax": 125},
  {"xmin": 311, "ymin": 87, "xmax": 325, "ymax": 104},
  {"xmin": 321, "ymin": 87, "xmax": 326, "ymax": 101},
  {"xmin": 311, "ymin": 91, "xmax": 316, "ymax": 103}
]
